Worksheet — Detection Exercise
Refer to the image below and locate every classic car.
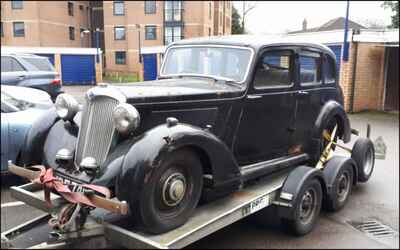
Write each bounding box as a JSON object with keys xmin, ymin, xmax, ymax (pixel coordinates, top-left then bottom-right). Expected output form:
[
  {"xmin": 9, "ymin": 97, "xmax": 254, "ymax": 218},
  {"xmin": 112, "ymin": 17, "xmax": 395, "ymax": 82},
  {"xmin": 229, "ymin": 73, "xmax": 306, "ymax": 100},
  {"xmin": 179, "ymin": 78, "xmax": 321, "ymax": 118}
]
[
  {"xmin": 40, "ymin": 36, "xmax": 375, "ymax": 235},
  {"xmin": 1, "ymin": 85, "xmax": 57, "ymax": 172}
]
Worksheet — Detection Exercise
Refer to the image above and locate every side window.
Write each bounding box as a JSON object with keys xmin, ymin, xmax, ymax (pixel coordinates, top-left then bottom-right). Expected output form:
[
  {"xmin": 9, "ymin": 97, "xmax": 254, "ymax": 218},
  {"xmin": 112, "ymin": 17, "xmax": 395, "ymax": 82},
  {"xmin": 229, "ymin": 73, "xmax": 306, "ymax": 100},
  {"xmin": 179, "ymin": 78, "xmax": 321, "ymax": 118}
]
[
  {"xmin": 299, "ymin": 52, "xmax": 322, "ymax": 85},
  {"xmin": 253, "ymin": 50, "xmax": 292, "ymax": 89},
  {"xmin": 323, "ymin": 54, "xmax": 336, "ymax": 84},
  {"xmin": 1, "ymin": 57, "xmax": 25, "ymax": 72},
  {"xmin": 12, "ymin": 58, "xmax": 25, "ymax": 71}
]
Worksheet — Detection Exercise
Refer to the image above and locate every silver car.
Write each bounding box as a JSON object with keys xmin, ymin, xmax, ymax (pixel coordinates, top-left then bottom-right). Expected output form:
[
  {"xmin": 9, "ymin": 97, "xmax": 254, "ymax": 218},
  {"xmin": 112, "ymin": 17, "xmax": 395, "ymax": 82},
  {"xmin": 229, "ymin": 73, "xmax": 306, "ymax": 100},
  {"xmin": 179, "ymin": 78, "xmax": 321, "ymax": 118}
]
[{"xmin": 1, "ymin": 85, "xmax": 57, "ymax": 172}]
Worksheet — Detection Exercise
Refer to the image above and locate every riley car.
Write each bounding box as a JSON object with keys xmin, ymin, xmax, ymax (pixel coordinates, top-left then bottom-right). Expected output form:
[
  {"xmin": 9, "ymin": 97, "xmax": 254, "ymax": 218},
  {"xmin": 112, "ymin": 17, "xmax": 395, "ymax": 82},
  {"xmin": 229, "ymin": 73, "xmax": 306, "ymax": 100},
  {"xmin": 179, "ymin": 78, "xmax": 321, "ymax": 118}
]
[{"xmin": 40, "ymin": 36, "xmax": 375, "ymax": 235}]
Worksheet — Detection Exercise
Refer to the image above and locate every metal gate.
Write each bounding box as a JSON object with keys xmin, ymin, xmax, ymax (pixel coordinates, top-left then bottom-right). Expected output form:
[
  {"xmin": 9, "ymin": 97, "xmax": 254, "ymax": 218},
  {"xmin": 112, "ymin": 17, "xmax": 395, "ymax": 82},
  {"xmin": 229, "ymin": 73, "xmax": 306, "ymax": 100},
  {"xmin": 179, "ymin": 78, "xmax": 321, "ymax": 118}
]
[{"xmin": 61, "ymin": 55, "xmax": 96, "ymax": 85}]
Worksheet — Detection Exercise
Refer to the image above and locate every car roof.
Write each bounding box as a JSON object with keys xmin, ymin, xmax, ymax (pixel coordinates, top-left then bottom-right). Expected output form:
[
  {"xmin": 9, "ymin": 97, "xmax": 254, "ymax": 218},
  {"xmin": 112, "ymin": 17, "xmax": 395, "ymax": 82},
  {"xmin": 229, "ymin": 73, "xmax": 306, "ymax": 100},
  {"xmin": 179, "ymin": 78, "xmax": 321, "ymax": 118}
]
[
  {"xmin": 1, "ymin": 53, "xmax": 46, "ymax": 59},
  {"xmin": 169, "ymin": 35, "xmax": 336, "ymax": 58}
]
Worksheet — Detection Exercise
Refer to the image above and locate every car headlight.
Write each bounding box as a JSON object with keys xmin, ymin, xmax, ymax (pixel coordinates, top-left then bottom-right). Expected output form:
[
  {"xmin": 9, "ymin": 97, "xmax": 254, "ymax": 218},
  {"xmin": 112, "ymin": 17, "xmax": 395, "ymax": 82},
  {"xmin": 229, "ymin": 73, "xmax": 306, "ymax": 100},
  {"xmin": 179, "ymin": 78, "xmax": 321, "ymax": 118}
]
[
  {"xmin": 55, "ymin": 94, "xmax": 79, "ymax": 121},
  {"xmin": 113, "ymin": 103, "xmax": 140, "ymax": 134}
]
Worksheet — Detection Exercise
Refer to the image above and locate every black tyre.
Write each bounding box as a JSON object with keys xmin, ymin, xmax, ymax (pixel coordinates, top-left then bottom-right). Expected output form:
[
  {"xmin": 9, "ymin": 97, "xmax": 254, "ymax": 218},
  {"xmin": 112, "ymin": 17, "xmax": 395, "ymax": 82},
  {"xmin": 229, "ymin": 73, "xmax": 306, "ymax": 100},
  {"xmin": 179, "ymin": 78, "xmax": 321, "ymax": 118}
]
[
  {"xmin": 281, "ymin": 179, "xmax": 322, "ymax": 236},
  {"xmin": 129, "ymin": 149, "xmax": 203, "ymax": 234},
  {"xmin": 324, "ymin": 162, "xmax": 354, "ymax": 212},
  {"xmin": 351, "ymin": 138, "xmax": 375, "ymax": 183}
]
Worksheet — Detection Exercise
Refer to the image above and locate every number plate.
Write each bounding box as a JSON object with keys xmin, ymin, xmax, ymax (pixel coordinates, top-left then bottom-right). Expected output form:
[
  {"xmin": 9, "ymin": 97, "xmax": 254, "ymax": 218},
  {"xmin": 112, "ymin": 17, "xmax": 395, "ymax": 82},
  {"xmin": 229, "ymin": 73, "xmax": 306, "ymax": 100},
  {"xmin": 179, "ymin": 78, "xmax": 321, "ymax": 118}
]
[{"xmin": 242, "ymin": 194, "xmax": 270, "ymax": 217}]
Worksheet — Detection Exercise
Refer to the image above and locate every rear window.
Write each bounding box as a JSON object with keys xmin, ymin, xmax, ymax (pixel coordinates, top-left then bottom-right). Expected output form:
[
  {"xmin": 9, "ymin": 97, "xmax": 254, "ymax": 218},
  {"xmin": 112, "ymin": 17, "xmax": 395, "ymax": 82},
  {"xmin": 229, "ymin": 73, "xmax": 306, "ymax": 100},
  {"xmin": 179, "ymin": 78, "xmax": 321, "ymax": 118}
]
[{"xmin": 22, "ymin": 57, "xmax": 55, "ymax": 71}]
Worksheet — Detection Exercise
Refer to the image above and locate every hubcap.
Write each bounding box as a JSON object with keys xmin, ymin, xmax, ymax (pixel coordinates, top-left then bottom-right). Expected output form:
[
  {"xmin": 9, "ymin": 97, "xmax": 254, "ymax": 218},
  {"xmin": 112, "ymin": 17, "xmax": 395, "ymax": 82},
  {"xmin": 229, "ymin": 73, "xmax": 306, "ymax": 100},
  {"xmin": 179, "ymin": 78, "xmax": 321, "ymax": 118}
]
[
  {"xmin": 337, "ymin": 172, "xmax": 350, "ymax": 203},
  {"xmin": 162, "ymin": 173, "xmax": 186, "ymax": 207},
  {"xmin": 299, "ymin": 188, "xmax": 316, "ymax": 224}
]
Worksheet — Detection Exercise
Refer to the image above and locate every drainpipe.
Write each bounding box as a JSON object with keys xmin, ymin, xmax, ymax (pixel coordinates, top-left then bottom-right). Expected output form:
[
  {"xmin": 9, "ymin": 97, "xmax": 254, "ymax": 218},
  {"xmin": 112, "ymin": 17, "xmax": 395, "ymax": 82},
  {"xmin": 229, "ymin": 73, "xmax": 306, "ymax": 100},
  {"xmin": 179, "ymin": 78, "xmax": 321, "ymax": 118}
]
[{"xmin": 349, "ymin": 29, "xmax": 359, "ymax": 113}]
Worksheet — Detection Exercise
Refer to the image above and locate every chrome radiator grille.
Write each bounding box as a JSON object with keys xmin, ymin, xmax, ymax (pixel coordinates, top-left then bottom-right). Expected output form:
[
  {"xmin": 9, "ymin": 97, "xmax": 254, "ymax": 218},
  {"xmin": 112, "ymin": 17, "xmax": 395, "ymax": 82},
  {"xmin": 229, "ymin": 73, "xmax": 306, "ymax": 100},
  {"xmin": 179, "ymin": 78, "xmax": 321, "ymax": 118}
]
[{"xmin": 75, "ymin": 96, "xmax": 119, "ymax": 166}]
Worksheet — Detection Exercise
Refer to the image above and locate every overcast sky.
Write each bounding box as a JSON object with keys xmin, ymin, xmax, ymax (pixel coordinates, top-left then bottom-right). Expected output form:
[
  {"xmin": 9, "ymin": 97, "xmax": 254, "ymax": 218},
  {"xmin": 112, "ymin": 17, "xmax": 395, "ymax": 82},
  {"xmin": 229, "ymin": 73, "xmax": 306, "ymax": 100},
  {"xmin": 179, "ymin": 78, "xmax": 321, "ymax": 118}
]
[{"xmin": 233, "ymin": 1, "xmax": 394, "ymax": 34}]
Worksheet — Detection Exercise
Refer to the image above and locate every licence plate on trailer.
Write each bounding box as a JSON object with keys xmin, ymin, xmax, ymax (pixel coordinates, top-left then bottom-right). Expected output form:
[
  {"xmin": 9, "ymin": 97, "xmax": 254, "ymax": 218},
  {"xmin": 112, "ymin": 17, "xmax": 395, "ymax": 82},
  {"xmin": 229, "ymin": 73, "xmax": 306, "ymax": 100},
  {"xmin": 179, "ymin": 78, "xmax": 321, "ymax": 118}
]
[{"xmin": 242, "ymin": 194, "xmax": 271, "ymax": 217}]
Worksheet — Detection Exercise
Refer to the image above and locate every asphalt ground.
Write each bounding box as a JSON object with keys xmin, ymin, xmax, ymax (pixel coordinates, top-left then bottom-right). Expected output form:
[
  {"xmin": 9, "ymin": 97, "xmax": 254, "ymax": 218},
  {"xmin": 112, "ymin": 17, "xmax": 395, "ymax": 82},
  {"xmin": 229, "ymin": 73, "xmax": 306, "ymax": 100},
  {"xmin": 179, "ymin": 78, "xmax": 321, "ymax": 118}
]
[{"xmin": 1, "ymin": 85, "xmax": 399, "ymax": 248}]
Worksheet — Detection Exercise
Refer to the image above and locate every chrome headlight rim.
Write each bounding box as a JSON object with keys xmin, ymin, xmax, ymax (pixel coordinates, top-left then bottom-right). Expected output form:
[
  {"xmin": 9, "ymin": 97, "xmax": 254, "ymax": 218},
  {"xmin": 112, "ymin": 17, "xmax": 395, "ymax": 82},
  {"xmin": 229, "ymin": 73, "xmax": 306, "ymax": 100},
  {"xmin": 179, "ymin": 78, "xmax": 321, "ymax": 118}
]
[
  {"xmin": 55, "ymin": 93, "xmax": 79, "ymax": 121},
  {"xmin": 112, "ymin": 103, "xmax": 140, "ymax": 135}
]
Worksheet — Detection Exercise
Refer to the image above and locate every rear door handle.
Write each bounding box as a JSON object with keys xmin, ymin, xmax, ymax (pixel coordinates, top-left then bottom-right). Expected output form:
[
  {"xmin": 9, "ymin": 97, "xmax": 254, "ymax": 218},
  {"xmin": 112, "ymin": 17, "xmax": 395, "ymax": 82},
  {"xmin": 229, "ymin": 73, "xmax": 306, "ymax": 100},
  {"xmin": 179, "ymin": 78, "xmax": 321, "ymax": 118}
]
[
  {"xmin": 17, "ymin": 75, "xmax": 25, "ymax": 80},
  {"xmin": 296, "ymin": 90, "xmax": 309, "ymax": 96},
  {"xmin": 246, "ymin": 94, "xmax": 262, "ymax": 100}
]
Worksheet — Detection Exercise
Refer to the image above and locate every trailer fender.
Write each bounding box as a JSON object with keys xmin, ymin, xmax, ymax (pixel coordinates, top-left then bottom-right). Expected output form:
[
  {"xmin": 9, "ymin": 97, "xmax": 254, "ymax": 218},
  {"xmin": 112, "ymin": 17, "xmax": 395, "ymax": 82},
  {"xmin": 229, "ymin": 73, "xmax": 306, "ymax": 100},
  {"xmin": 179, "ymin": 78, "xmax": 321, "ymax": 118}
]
[
  {"xmin": 116, "ymin": 121, "xmax": 241, "ymax": 203},
  {"xmin": 322, "ymin": 156, "xmax": 358, "ymax": 200},
  {"xmin": 277, "ymin": 166, "xmax": 326, "ymax": 220}
]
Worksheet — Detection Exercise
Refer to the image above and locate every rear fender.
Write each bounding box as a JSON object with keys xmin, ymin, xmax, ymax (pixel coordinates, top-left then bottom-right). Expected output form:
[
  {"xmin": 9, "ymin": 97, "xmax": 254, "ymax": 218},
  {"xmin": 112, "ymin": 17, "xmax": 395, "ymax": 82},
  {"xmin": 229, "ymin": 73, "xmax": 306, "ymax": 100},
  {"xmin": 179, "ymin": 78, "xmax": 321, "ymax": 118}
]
[{"xmin": 116, "ymin": 122, "xmax": 241, "ymax": 202}]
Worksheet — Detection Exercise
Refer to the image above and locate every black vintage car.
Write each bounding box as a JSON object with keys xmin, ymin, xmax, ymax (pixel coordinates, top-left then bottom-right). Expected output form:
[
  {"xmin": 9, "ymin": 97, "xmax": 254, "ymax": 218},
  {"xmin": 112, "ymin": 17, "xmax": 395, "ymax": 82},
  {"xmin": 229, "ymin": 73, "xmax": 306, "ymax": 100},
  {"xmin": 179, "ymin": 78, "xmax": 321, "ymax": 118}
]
[{"xmin": 43, "ymin": 36, "xmax": 375, "ymax": 235}]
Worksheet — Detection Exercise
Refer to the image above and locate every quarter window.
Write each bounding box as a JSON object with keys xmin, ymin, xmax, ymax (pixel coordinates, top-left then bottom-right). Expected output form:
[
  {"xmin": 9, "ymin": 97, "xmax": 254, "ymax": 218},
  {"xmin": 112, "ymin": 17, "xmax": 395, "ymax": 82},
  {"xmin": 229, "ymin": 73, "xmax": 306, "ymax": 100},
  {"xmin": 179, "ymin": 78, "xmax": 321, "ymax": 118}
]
[
  {"xmin": 11, "ymin": 1, "xmax": 23, "ymax": 9},
  {"xmin": 144, "ymin": 1, "xmax": 156, "ymax": 14},
  {"xmin": 13, "ymin": 22, "xmax": 25, "ymax": 37},
  {"xmin": 114, "ymin": 26, "xmax": 125, "ymax": 40},
  {"xmin": 254, "ymin": 50, "xmax": 292, "ymax": 89},
  {"xmin": 68, "ymin": 2, "xmax": 74, "ymax": 16},
  {"xmin": 145, "ymin": 25, "xmax": 156, "ymax": 40},
  {"xmin": 113, "ymin": 1, "xmax": 124, "ymax": 15},
  {"xmin": 323, "ymin": 55, "xmax": 336, "ymax": 84},
  {"xmin": 69, "ymin": 26, "xmax": 75, "ymax": 40},
  {"xmin": 299, "ymin": 52, "xmax": 322, "ymax": 85},
  {"xmin": 115, "ymin": 51, "xmax": 126, "ymax": 64},
  {"xmin": 1, "ymin": 57, "xmax": 25, "ymax": 72}
]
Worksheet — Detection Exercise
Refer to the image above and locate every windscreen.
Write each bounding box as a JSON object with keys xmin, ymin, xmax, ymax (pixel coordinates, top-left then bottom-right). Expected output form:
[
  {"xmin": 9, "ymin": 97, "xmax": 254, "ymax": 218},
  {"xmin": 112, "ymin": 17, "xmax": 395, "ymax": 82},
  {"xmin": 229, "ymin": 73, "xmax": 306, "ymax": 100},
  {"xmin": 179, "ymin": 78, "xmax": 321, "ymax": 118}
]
[{"xmin": 23, "ymin": 57, "xmax": 55, "ymax": 71}]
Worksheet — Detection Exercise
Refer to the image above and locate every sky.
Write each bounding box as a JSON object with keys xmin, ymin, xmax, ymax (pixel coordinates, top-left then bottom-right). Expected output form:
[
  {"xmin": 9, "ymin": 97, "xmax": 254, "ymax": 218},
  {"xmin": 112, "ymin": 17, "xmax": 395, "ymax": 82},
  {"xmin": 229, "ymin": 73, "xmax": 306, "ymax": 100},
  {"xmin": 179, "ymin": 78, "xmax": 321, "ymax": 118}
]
[{"xmin": 233, "ymin": 1, "xmax": 394, "ymax": 34}]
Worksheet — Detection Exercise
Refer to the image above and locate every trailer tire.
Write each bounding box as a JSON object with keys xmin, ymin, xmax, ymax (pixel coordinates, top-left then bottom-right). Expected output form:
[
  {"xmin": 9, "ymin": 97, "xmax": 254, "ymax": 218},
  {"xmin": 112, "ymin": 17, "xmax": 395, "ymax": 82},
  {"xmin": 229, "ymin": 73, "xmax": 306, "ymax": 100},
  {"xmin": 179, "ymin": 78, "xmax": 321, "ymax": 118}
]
[
  {"xmin": 323, "ymin": 158, "xmax": 354, "ymax": 212},
  {"xmin": 281, "ymin": 178, "xmax": 322, "ymax": 236},
  {"xmin": 129, "ymin": 149, "xmax": 203, "ymax": 234},
  {"xmin": 351, "ymin": 138, "xmax": 375, "ymax": 183}
]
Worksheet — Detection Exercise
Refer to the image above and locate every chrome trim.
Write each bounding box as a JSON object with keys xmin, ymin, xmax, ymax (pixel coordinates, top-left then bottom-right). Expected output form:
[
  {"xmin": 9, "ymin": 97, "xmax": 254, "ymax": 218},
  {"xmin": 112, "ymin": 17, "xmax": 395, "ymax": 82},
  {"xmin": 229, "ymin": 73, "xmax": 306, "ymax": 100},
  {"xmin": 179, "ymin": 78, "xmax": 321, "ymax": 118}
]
[
  {"xmin": 86, "ymin": 85, "xmax": 127, "ymax": 103},
  {"xmin": 159, "ymin": 44, "xmax": 256, "ymax": 84}
]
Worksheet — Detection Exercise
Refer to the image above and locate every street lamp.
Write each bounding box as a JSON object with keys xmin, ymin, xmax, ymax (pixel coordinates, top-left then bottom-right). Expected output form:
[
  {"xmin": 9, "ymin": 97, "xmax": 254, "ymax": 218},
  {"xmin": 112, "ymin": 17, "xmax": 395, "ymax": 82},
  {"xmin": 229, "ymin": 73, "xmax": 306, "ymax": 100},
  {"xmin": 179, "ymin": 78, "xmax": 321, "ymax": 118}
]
[{"xmin": 135, "ymin": 24, "xmax": 142, "ymax": 64}]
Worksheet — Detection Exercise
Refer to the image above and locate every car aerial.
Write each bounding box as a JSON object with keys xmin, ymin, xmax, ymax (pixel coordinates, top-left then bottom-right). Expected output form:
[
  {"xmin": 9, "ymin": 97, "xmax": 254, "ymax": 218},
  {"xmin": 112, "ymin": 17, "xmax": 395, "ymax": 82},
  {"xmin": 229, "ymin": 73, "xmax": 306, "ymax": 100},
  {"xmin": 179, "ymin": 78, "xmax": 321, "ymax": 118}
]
[
  {"xmin": 35, "ymin": 35, "xmax": 375, "ymax": 235},
  {"xmin": 1, "ymin": 53, "xmax": 63, "ymax": 101},
  {"xmin": 1, "ymin": 85, "xmax": 57, "ymax": 173}
]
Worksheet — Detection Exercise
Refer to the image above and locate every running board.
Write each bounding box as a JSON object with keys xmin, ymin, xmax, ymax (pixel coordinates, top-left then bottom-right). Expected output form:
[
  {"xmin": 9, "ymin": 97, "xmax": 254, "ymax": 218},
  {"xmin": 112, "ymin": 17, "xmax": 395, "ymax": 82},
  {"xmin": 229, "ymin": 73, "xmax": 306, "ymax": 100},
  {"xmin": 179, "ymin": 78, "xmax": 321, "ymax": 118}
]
[{"xmin": 240, "ymin": 153, "xmax": 309, "ymax": 182}]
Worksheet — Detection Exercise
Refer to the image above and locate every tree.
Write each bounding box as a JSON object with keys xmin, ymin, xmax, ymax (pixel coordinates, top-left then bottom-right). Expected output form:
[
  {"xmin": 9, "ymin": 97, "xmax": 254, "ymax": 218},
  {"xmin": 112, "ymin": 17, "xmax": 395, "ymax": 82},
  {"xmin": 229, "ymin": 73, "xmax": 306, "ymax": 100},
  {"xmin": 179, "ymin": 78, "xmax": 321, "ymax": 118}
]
[
  {"xmin": 231, "ymin": 6, "xmax": 244, "ymax": 34},
  {"xmin": 382, "ymin": 1, "xmax": 399, "ymax": 28}
]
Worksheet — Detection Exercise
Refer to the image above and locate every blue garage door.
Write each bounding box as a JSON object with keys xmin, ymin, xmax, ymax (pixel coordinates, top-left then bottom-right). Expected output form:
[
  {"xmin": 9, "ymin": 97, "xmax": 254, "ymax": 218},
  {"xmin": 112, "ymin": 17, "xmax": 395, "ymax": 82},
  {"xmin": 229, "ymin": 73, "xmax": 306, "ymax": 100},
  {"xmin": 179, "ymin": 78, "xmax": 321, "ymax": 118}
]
[
  {"xmin": 327, "ymin": 45, "xmax": 342, "ymax": 74},
  {"xmin": 35, "ymin": 54, "xmax": 55, "ymax": 65},
  {"xmin": 61, "ymin": 55, "xmax": 96, "ymax": 85},
  {"xmin": 143, "ymin": 54, "xmax": 157, "ymax": 81}
]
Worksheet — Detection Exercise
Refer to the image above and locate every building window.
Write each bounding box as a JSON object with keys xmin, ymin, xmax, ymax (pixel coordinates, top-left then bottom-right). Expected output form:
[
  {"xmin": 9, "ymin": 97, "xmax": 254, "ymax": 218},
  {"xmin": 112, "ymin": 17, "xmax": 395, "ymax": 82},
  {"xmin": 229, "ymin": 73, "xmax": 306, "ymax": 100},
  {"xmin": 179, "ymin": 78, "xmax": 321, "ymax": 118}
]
[
  {"xmin": 164, "ymin": 26, "xmax": 182, "ymax": 45},
  {"xmin": 115, "ymin": 51, "xmax": 126, "ymax": 64},
  {"xmin": 1, "ymin": 22, "xmax": 3, "ymax": 37},
  {"xmin": 79, "ymin": 5, "xmax": 83, "ymax": 10},
  {"xmin": 68, "ymin": 2, "xmax": 74, "ymax": 16},
  {"xmin": 209, "ymin": 2, "xmax": 211, "ymax": 19},
  {"xmin": 113, "ymin": 1, "xmax": 124, "ymax": 16},
  {"xmin": 69, "ymin": 26, "xmax": 75, "ymax": 40},
  {"xmin": 208, "ymin": 27, "xmax": 211, "ymax": 36},
  {"xmin": 13, "ymin": 22, "xmax": 25, "ymax": 37},
  {"xmin": 11, "ymin": 1, "xmax": 23, "ymax": 9},
  {"xmin": 145, "ymin": 25, "xmax": 156, "ymax": 40},
  {"xmin": 165, "ymin": 1, "xmax": 182, "ymax": 22},
  {"xmin": 114, "ymin": 26, "xmax": 126, "ymax": 40},
  {"xmin": 145, "ymin": 1, "xmax": 156, "ymax": 14}
]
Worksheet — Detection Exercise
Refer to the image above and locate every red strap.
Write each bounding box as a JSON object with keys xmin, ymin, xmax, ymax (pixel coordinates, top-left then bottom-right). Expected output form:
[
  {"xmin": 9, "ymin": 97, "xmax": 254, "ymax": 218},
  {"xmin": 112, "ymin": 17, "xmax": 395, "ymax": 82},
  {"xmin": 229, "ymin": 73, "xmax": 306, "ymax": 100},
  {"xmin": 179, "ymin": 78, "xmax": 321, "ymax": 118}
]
[{"xmin": 32, "ymin": 166, "xmax": 110, "ymax": 208}]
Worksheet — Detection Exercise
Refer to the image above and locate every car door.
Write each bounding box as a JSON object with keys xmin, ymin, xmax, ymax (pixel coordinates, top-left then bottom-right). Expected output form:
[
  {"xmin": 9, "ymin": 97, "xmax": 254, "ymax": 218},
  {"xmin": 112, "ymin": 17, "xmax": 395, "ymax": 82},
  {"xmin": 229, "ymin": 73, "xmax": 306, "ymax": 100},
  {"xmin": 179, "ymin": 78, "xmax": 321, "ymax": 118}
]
[
  {"xmin": 1, "ymin": 56, "xmax": 27, "ymax": 85},
  {"xmin": 1, "ymin": 112, "xmax": 9, "ymax": 171},
  {"xmin": 292, "ymin": 48, "xmax": 324, "ymax": 153},
  {"xmin": 234, "ymin": 48, "xmax": 297, "ymax": 165}
]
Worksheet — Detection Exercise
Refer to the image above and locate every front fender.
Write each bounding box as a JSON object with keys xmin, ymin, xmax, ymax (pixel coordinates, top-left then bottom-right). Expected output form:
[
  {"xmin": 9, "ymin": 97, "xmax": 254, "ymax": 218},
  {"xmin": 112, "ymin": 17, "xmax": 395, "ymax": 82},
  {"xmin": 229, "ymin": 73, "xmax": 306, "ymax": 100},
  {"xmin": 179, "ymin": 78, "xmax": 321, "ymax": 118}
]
[
  {"xmin": 314, "ymin": 100, "xmax": 351, "ymax": 143},
  {"xmin": 117, "ymin": 122, "xmax": 241, "ymax": 202}
]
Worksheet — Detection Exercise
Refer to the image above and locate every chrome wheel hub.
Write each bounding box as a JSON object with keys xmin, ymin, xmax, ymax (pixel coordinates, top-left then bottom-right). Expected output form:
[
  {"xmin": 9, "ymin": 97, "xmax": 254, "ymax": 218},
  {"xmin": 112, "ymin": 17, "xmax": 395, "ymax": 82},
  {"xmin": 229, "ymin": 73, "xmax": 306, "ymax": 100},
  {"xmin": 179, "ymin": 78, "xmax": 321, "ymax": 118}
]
[
  {"xmin": 337, "ymin": 173, "xmax": 350, "ymax": 202},
  {"xmin": 299, "ymin": 189, "xmax": 316, "ymax": 224},
  {"xmin": 162, "ymin": 173, "xmax": 186, "ymax": 207}
]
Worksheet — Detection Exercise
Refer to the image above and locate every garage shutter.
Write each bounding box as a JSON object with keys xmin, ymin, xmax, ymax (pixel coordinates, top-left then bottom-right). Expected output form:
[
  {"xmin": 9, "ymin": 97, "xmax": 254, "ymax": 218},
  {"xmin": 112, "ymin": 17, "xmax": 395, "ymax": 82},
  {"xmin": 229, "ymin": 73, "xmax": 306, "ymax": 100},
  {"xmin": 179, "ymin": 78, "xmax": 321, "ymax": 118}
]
[
  {"xmin": 35, "ymin": 54, "xmax": 55, "ymax": 65},
  {"xmin": 61, "ymin": 55, "xmax": 96, "ymax": 85},
  {"xmin": 327, "ymin": 45, "xmax": 342, "ymax": 73}
]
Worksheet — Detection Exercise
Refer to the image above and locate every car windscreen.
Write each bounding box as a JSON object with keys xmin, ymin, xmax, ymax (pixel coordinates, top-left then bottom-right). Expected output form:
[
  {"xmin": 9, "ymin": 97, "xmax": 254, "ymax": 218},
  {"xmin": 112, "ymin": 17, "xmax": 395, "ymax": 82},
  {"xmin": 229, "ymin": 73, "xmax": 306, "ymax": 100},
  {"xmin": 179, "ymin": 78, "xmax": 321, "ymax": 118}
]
[
  {"xmin": 161, "ymin": 46, "xmax": 253, "ymax": 83},
  {"xmin": 22, "ymin": 57, "xmax": 55, "ymax": 71}
]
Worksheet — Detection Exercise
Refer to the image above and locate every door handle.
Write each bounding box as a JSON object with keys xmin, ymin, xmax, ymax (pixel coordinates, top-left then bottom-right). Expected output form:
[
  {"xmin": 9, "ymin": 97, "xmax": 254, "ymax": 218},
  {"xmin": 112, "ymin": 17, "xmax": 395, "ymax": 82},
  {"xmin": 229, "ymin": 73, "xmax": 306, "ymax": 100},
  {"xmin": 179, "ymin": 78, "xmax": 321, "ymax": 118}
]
[
  {"xmin": 246, "ymin": 94, "xmax": 262, "ymax": 100},
  {"xmin": 17, "ymin": 75, "xmax": 25, "ymax": 80},
  {"xmin": 296, "ymin": 90, "xmax": 309, "ymax": 96}
]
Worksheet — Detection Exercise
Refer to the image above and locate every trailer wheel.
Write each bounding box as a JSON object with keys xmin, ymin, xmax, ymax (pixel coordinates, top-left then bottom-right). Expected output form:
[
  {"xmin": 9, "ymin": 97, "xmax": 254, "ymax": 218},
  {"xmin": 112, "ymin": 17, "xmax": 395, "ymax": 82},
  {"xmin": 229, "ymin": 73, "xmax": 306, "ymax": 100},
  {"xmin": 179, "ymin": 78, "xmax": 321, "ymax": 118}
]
[
  {"xmin": 323, "ymin": 158, "xmax": 354, "ymax": 212},
  {"xmin": 130, "ymin": 149, "xmax": 203, "ymax": 234},
  {"xmin": 351, "ymin": 138, "xmax": 375, "ymax": 182},
  {"xmin": 281, "ymin": 179, "xmax": 322, "ymax": 236}
]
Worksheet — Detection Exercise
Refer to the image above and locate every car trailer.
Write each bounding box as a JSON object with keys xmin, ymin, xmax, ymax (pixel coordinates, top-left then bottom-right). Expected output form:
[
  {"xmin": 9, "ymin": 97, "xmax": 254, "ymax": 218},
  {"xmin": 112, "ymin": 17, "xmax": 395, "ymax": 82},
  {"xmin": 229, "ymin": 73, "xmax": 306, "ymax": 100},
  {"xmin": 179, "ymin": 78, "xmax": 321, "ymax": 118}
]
[{"xmin": 1, "ymin": 126, "xmax": 379, "ymax": 249}]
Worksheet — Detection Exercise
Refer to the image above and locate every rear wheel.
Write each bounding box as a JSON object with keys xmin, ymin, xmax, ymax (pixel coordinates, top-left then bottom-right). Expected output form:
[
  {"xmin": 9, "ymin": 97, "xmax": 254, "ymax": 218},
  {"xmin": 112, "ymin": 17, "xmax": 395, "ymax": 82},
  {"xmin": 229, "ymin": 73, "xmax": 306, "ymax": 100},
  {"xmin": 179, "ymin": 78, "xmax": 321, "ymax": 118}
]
[
  {"xmin": 281, "ymin": 179, "xmax": 322, "ymax": 236},
  {"xmin": 324, "ymin": 163, "xmax": 353, "ymax": 211},
  {"xmin": 129, "ymin": 149, "xmax": 203, "ymax": 234}
]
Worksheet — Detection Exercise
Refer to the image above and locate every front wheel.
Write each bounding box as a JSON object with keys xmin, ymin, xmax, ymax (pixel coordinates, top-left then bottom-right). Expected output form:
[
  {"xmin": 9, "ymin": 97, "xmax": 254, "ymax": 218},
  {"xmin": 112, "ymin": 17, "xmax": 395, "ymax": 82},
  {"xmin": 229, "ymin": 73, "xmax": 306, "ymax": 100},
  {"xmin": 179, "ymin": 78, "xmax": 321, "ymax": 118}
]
[
  {"xmin": 281, "ymin": 179, "xmax": 322, "ymax": 236},
  {"xmin": 129, "ymin": 149, "xmax": 203, "ymax": 234}
]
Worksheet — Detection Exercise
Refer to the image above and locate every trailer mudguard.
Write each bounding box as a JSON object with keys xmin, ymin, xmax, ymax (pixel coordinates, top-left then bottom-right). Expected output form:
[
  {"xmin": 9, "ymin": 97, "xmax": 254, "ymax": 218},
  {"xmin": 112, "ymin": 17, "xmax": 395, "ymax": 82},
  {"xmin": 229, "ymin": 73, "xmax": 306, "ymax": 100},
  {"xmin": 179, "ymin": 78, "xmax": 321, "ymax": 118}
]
[
  {"xmin": 116, "ymin": 122, "xmax": 242, "ymax": 203},
  {"xmin": 277, "ymin": 166, "xmax": 326, "ymax": 220},
  {"xmin": 322, "ymin": 156, "xmax": 358, "ymax": 198},
  {"xmin": 314, "ymin": 100, "xmax": 351, "ymax": 143}
]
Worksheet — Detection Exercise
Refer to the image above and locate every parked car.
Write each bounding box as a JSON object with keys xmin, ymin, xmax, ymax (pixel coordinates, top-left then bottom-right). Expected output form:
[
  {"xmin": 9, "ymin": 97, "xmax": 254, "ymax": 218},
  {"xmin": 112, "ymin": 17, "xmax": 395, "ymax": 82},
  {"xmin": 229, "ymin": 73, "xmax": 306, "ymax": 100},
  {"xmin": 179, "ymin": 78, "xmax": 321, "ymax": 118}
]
[
  {"xmin": 1, "ymin": 86, "xmax": 57, "ymax": 172},
  {"xmin": 37, "ymin": 36, "xmax": 374, "ymax": 235},
  {"xmin": 1, "ymin": 53, "xmax": 63, "ymax": 101}
]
